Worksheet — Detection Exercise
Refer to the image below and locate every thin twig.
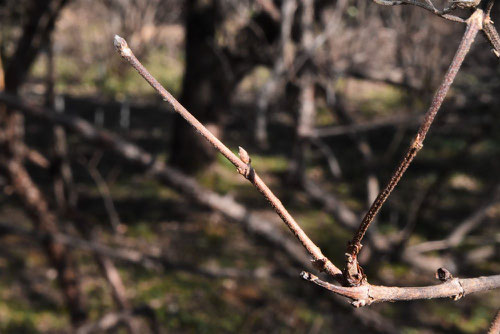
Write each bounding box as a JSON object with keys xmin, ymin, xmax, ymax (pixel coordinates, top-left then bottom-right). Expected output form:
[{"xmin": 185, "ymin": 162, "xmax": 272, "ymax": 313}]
[
  {"xmin": 372, "ymin": 0, "xmax": 465, "ymax": 23},
  {"xmin": 22, "ymin": 144, "xmax": 50, "ymax": 168},
  {"xmin": 405, "ymin": 183, "xmax": 500, "ymax": 254},
  {"xmin": 313, "ymin": 113, "xmax": 423, "ymax": 138},
  {"xmin": 485, "ymin": 0, "xmax": 496, "ymax": 14},
  {"xmin": 309, "ymin": 137, "xmax": 342, "ymax": 179},
  {"xmin": 80, "ymin": 153, "xmax": 122, "ymax": 232},
  {"xmin": 112, "ymin": 36, "xmax": 342, "ymax": 279},
  {"xmin": 344, "ymin": 9, "xmax": 483, "ymax": 286},
  {"xmin": 481, "ymin": 0, "xmax": 500, "ymax": 58}
]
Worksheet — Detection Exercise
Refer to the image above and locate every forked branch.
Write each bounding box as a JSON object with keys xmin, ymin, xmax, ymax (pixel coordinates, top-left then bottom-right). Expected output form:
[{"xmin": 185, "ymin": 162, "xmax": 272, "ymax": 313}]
[
  {"xmin": 112, "ymin": 5, "xmax": 499, "ymax": 308},
  {"xmin": 113, "ymin": 35, "xmax": 343, "ymax": 280}
]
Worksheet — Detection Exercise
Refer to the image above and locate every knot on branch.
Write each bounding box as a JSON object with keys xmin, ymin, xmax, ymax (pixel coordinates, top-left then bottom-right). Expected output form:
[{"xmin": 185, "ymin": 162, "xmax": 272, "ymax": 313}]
[
  {"xmin": 434, "ymin": 268, "xmax": 465, "ymax": 300},
  {"xmin": 343, "ymin": 252, "xmax": 366, "ymax": 287},
  {"xmin": 411, "ymin": 135, "xmax": 424, "ymax": 150}
]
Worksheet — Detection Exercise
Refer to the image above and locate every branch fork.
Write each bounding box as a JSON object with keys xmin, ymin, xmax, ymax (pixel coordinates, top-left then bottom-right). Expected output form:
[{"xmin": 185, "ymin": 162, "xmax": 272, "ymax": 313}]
[{"xmin": 113, "ymin": 4, "xmax": 500, "ymax": 308}]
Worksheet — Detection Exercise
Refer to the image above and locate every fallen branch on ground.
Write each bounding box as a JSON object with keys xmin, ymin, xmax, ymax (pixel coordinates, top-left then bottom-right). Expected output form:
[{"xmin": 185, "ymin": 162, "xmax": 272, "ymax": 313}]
[
  {"xmin": 0, "ymin": 220, "xmax": 276, "ymax": 279},
  {"xmin": 0, "ymin": 92, "xmax": 312, "ymax": 272}
]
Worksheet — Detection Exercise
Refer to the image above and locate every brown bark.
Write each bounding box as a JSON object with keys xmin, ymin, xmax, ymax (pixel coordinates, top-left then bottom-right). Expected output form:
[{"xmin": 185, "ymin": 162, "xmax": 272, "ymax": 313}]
[
  {"xmin": 345, "ymin": 9, "xmax": 483, "ymax": 286},
  {"xmin": 302, "ymin": 271, "xmax": 500, "ymax": 307}
]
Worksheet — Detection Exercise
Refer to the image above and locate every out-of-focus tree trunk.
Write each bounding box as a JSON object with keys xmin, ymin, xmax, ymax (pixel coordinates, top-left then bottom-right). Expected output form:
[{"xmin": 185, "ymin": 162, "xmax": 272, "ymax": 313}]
[
  {"xmin": 5, "ymin": 0, "xmax": 68, "ymax": 93},
  {"xmin": 170, "ymin": 0, "xmax": 226, "ymax": 173},
  {"xmin": 255, "ymin": 0, "xmax": 297, "ymax": 149},
  {"xmin": 171, "ymin": 0, "xmax": 281, "ymax": 172},
  {"xmin": 288, "ymin": 0, "xmax": 316, "ymax": 185}
]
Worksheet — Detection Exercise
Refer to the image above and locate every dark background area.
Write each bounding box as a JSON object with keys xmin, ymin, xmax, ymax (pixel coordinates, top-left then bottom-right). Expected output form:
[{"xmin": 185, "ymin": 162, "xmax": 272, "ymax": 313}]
[{"xmin": 0, "ymin": 0, "xmax": 499, "ymax": 333}]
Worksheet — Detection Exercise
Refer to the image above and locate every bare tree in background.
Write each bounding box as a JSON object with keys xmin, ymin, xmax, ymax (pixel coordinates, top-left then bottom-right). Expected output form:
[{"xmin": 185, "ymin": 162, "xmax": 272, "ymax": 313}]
[{"xmin": 0, "ymin": 0, "xmax": 500, "ymax": 332}]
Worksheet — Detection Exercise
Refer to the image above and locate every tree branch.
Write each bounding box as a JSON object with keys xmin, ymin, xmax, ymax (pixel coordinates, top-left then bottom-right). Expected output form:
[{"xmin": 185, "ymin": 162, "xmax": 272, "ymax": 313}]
[
  {"xmin": 481, "ymin": 0, "xmax": 500, "ymax": 58},
  {"xmin": 112, "ymin": 35, "xmax": 343, "ymax": 280},
  {"xmin": 312, "ymin": 113, "xmax": 423, "ymax": 138},
  {"xmin": 371, "ymin": 0, "xmax": 466, "ymax": 23},
  {"xmin": 301, "ymin": 270, "xmax": 500, "ymax": 307},
  {"xmin": 406, "ymin": 183, "xmax": 500, "ymax": 254},
  {"xmin": 344, "ymin": 8, "xmax": 484, "ymax": 286}
]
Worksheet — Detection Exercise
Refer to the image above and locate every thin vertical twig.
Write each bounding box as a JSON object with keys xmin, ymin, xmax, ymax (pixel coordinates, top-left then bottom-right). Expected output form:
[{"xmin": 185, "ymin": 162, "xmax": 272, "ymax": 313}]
[
  {"xmin": 344, "ymin": 9, "xmax": 484, "ymax": 286},
  {"xmin": 82, "ymin": 152, "xmax": 122, "ymax": 232}
]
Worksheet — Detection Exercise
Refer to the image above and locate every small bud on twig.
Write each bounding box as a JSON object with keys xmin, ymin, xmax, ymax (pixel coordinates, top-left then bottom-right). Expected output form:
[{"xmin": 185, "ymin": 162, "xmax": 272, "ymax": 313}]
[
  {"xmin": 113, "ymin": 35, "xmax": 132, "ymax": 57},
  {"xmin": 237, "ymin": 146, "xmax": 254, "ymax": 179},
  {"xmin": 238, "ymin": 146, "xmax": 251, "ymax": 165}
]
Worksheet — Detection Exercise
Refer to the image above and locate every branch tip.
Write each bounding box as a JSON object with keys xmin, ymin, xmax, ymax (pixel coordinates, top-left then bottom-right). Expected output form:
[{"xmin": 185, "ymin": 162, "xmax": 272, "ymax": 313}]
[{"xmin": 113, "ymin": 35, "xmax": 131, "ymax": 57}]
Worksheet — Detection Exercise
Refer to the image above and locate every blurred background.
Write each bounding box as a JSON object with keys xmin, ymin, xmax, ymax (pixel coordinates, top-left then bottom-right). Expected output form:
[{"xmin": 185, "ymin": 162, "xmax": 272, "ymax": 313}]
[{"xmin": 0, "ymin": 0, "xmax": 499, "ymax": 333}]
